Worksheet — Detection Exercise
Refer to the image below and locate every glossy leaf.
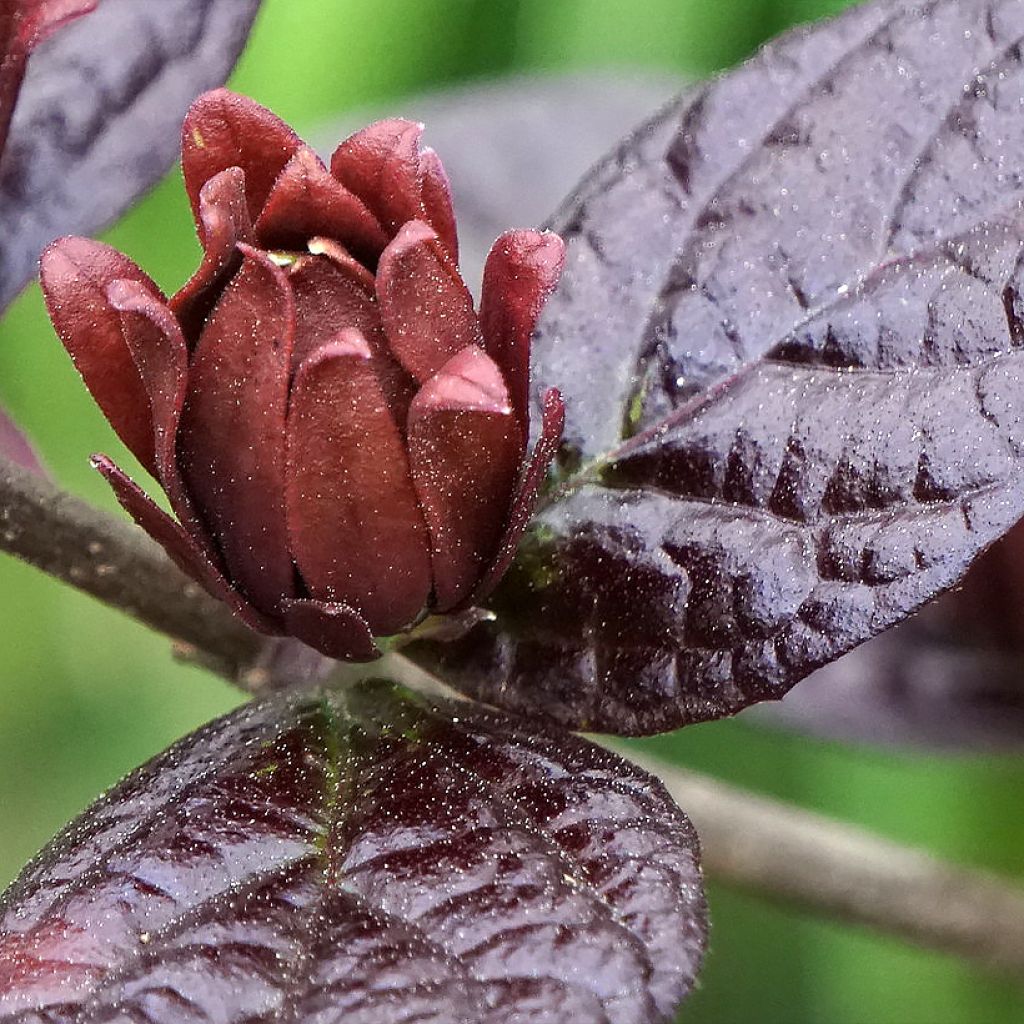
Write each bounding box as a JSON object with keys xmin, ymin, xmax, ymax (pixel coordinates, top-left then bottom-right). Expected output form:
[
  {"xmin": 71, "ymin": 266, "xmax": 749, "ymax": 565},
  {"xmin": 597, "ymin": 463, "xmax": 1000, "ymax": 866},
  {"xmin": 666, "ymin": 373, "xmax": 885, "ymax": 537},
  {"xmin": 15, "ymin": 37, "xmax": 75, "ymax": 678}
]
[
  {"xmin": 0, "ymin": 680, "xmax": 707, "ymax": 1023},
  {"xmin": 411, "ymin": 0, "xmax": 1024, "ymax": 734},
  {"xmin": 756, "ymin": 528, "xmax": 1024, "ymax": 752},
  {"xmin": 0, "ymin": 0, "xmax": 261, "ymax": 311}
]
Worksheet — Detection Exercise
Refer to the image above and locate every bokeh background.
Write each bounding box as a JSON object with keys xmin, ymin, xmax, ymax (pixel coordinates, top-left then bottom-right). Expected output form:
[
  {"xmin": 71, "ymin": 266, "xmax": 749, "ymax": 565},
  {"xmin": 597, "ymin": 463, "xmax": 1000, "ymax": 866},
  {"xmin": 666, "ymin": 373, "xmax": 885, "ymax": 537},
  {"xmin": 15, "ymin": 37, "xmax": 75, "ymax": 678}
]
[{"xmin": 2, "ymin": 2, "xmax": 1023, "ymax": 1022}]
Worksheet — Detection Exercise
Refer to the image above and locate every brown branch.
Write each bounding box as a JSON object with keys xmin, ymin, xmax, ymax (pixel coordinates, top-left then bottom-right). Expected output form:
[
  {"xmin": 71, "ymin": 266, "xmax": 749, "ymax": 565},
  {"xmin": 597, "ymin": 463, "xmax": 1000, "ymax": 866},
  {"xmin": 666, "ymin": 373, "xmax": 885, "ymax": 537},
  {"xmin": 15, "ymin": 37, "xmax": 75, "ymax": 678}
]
[
  {"xmin": 4, "ymin": 454, "xmax": 1024, "ymax": 978},
  {"xmin": 0, "ymin": 456, "xmax": 263, "ymax": 678},
  {"xmin": 618, "ymin": 746, "xmax": 1024, "ymax": 979}
]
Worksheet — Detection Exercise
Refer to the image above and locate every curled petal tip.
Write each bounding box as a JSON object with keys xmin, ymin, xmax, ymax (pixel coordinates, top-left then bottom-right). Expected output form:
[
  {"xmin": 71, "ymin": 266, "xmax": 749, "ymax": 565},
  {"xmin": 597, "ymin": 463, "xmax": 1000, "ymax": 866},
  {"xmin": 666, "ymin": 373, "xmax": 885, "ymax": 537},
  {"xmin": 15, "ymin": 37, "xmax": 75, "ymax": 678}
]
[
  {"xmin": 329, "ymin": 327, "xmax": 374, "ymax": 360},
  {"xmin": 416, "ymin": 346, "xmax": 514, "ymax": 417},
  {"xmin": 393, "ymin": 218, "xmax": 438, "ymax": 246},
  {"xmin": 182, "ymin": 89, "xmax": 300, "ymax": 222},
  {"xmin": 104, "ymin": 276, "xmax": 152, "ymax": 310},
  {"xmin": 39, "ymin": 234, "xmax": 73, "ymax": 264}
]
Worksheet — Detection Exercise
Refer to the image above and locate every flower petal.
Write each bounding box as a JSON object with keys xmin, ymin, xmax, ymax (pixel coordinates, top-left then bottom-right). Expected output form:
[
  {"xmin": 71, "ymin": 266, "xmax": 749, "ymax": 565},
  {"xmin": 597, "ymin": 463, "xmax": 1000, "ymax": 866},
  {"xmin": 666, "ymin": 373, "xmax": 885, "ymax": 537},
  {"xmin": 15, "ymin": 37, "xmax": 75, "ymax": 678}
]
[
  {"xmin": 286, "ymin": 330, "xmax": 432, "ymax": 636},
  {"xmin": 170, "ymin": 166, "xmax": 252, "ymax": 348},
  {"xmin": 329, "ymin": 118, "xmax": 423, "ymax": 234},
  {"xmin": 470, "ymin": 387, "xmax": 565, "ymax": 607},
  {"xmin": 376, "ymin": 220, "xmax": 481, "ymax": 384},
  {"xmin": 177, "ymin": 244, "xmax": 295, "ymax": 616},
  {"xmin": 181, "ymin": 88, "xmax": 300, "ymax": 224},
  {"xmin": 418, "ymin": 146, "xmax": 458, "ymax": 260},
  {"xmin": 287, "ymin": 251, "xmax": 379, "ymax": 365},
  {"xmin": 331, "ymin": 120, "xmax": 458, "ymax": 257},
  {"xmin": 281, "ymin": 598, "xmax": 379, "ymax": 662},
  {"xmin": 288, "ymin": 250, "xmax": 414, "ymax": 417},
  {"xmin": 254, "ymin": 146, "xmax": 388, "ymax": 261},
  {"xmin": 407, "ymin": 345, "xmax": 523, "ymax": 611},
  {"xmin": 307, "ymin": 236, "xmax": 375, "ymax": 291},
  {"xmin": 102, "ymin": 277, "xmax": 222, "ymax": 566},
  {"xmin": 105, "ymin": 280, "xmax": 187, "ymax": 488},
  {"xmin": 93, "ymin": 454, "xmax": 275, "ymax": 635},
  {"xmin": 480, "ymin": 229, "xmax": 565, "ymax": 433},
  {"xmin": 40, "ymin": 237, "xmax": 161, "ymax": 475}
]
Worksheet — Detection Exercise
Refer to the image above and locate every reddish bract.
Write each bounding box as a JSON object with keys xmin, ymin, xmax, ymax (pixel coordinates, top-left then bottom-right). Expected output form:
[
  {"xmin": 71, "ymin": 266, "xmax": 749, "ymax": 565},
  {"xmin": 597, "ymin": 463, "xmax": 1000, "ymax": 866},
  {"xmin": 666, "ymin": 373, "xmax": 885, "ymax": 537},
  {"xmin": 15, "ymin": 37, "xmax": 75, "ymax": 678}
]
[{"xmin": 40, "ymin": 89, "xmax": 565, "ymax": 660}]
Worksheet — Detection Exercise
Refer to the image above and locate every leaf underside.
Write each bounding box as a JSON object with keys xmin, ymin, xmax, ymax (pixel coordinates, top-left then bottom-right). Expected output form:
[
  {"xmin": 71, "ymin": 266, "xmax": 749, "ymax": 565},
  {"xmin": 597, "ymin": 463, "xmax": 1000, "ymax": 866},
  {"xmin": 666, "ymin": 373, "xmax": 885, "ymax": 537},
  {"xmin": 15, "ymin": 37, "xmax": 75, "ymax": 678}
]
[
  {"xmin": 0, "ymin": 680, "xmax": 707, "ymax": 1023},
  {"xmin": 412, "ymin": 0, "xmax": 1024, "ymax": 735},
  {"xmin": 0, "ymin": 0, "xmax": 262, "ymax": 312}
]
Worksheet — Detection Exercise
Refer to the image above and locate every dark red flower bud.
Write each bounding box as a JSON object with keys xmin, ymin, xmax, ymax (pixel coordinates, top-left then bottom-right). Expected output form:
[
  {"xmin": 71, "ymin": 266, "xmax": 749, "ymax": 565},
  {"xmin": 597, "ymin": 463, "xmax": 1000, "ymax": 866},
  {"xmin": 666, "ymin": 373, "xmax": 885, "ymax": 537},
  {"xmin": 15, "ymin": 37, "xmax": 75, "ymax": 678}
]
[{"xmin": 40, "ymin": 89, "xmax": 565, "ymax": 661}]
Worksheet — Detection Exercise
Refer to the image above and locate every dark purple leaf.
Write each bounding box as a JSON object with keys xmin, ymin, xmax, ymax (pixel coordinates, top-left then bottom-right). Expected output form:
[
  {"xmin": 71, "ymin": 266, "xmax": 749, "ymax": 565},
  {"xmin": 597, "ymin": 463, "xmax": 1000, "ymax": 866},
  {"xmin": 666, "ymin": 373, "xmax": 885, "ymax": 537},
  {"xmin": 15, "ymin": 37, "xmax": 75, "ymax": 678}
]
[
  {"xmin": 0, "ymin": 1, "xmax": 96, "ymax": 164},
  {"xmin": 755, "ymin": 526, "xmax": 1024, "ymax": 752},
  {"xmin": 410, "ymin": 0, "xmax": 1024, "ymax": 734},
  {"xmin": 0, "ymin": 0, "xmax": 262, "ymax": 311},
  {"xmin": 0, "ymin": 680, "xmax": 707, "ymax": 1023},
  {"xmin": 752, "ymin": 611, "xmax": 1024, "ymax": 752}
]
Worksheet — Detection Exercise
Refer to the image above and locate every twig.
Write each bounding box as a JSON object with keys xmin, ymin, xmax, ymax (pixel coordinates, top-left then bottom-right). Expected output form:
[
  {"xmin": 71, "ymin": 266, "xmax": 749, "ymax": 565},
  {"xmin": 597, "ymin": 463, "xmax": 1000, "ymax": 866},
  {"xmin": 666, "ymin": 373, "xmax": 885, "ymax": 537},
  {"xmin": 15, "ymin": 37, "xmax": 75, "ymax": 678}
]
[
  {"xmin": 618, "ymin": 746, "xmax": 1024, "ymax": 979},
  {"xmin": 0, "ymin": 456, "xmax": 263, "ymax": 678},
  {"xmin": 4, "ymin": 453, "xmax": 1024, "ymax": 978}
]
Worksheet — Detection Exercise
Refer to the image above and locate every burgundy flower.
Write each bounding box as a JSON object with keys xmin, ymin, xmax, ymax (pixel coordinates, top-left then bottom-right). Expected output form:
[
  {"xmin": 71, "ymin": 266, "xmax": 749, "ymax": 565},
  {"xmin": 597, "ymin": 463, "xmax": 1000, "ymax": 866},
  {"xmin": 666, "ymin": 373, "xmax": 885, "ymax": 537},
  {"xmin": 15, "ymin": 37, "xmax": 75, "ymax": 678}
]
[{"xmin": 40, "ymin": 89, "xmax": 565, "ymax": 661}]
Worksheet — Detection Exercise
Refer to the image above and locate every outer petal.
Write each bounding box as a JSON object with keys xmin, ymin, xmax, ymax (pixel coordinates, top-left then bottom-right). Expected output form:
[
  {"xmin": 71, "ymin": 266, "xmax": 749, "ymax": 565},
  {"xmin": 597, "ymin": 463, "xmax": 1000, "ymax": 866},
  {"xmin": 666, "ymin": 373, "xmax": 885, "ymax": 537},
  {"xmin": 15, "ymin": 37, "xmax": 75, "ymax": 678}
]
[
  {"xmin": 170, "ymin": 166, "xmax": 253, "ymax": 347},
  {"xmin": 181, "ymin": 88, "xmax": 300, "ymax": 224},
  {"xmin": 105, "ymin": 281, "xmax": 187, "ymax": 474},
  {"xmin": 103, "ymin": 278, "xmax": 219, "ymax": 559},
  {"xmin": 376, "ymin": 220, "xmax": 481, "ymax": 384},
  {"xmin": 480, "ymin": 229, "xmax": 565, "ymax": 433},
  {"xmin": 407, "ymin": 345, "xmax": 523, "ymax": 612},
  {"xmin": 330, "ymin": 120, "xmax": 459, "ymax": 257},
  {"xmin": 287, "ymin": 251, "xmax": 380, "ymax": 366},
  {"xmin": 177, "ymin": 244, "xmax": 295, "ymax": 616},
  {"xmin": 418, "ymin": 146, "xmax": 458, "ymax": 260},
  {"xmin": 470, "ymin": 387, "xmax": 565, "ymax": 606},
  {"xmin": 254, "ymin": 147, "xmax": 388, "ymax": 261},
  {"xmin": 93, "ymin": 454, "xmax": 275, "ymax": 635},
  {"xmin": 40, "ymin": 237, "xmax": 161, "ymax": 475},
  {"xmin": 286, "ymin": 330, "xmax": 432, "ymax": 636},
  {"xmin": 281, "ymin": 598, "xmax": 379, "ymax": 662},
  {"xmin": 329, "ymin": 118, "xmax": 423, "ymax": 234},
  {"xmin": 288, "ymin": 249, "xmax": 414, "ymax": 417}
]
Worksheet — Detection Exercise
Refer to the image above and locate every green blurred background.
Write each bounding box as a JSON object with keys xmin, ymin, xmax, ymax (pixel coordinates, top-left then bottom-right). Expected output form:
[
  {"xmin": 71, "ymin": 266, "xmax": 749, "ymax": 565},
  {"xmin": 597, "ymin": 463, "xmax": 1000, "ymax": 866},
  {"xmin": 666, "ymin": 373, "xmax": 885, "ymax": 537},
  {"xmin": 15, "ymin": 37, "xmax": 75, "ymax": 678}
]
[{"xmin": 2, "ymin": 1, "xmax": 1023, "ymax": 1021}]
